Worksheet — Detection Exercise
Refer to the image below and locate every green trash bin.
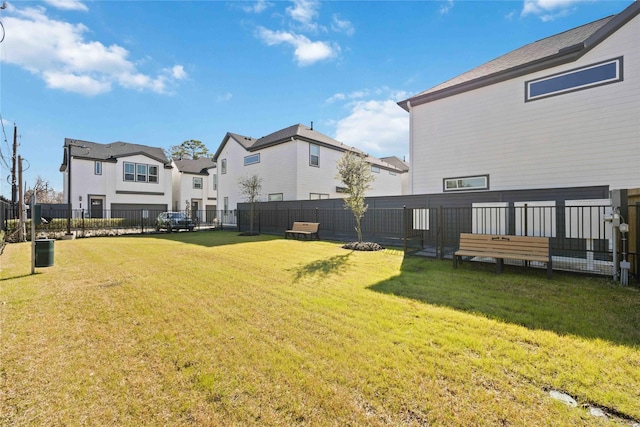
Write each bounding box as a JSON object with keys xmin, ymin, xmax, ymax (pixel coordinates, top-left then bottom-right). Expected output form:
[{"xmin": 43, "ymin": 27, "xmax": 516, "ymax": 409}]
[{"xmin": 35, "ymin": 239, "xmax": 55, "ymax": 267}]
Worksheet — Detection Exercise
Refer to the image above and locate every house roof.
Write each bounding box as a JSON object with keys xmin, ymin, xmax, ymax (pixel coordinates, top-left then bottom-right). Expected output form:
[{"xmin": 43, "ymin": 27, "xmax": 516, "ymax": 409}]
[
  {"xmin": 380, "ymin": 156, "xmax": 410, "ymax": 172},
  {"xmin": 398, "ymin": 1, "xmax": 640, "ymax": 111},
  {"xmin": 60, "ymin": 138, "xmax": 171, "ymax": 171},
  {"xmin": 213, "ymin": 123, "xmax": 407, "ymax": 173},
  {"xmin": 173, "ymin": 157, "xmax": 216, "ymax": 175}
]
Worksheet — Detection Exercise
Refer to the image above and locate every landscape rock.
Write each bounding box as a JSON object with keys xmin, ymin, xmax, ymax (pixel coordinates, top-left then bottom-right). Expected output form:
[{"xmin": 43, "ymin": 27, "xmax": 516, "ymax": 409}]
[
  {"xmin": 589, "ymin": 407, "xmax": 607, "ymax": 418},
  {"xmin": 549, "ymin": 390, "xmax": 577, "ymax": 407}
]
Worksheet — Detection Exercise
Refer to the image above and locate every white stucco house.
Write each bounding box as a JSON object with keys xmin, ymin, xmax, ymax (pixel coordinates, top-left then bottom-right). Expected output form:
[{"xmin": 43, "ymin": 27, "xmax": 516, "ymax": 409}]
[
  {"xmin": 60, "ymin": 138, "xmax": 173, "ymax": 217},
  {"xmin": 212, "ymin": 123, "xmax": 408, "ymax": 216},
  {"xmin": 398, "ymin": 1, "xmax": 640, "ymax": 197},
  {"xmin": 171, "ymin": 157, "xmax": 217, "ymax": 222}
]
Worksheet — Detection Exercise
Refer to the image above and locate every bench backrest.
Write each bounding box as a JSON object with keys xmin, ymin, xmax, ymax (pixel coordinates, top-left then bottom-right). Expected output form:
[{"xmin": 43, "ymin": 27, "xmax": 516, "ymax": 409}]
[
  {"xmin": 458, "ymin": 233, "xmax": 549, "ymax": 257},
  {"xmin": 291, "ymin": 222, "xmax": 319, "ymax": 233}
]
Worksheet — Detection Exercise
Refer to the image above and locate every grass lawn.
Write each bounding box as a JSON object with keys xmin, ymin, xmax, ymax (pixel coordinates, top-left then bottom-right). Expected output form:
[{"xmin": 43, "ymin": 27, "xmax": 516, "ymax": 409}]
[{"xmin": 1, "ymin": 231, "xmax": 639, "ymax": 426}]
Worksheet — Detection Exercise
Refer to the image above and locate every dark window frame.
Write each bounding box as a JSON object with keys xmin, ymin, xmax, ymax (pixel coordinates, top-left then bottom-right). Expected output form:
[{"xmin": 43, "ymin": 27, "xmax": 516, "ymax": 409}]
[
  {"xmin": 525, "ymin": 57, "xmax": 623, "ymax": 102},
  {"xmin": 443, "ymin": 174, "xmax": 489, "ymax": 192}
]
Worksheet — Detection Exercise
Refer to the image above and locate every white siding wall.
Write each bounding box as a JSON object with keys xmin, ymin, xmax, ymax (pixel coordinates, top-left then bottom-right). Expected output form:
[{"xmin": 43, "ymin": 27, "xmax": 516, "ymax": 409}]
[
  {"xmin": 217, "ymin": 136, "xmax": 407, "ymax": 211},
  {"xmin": 294, "ymin": 140, "xmax": 343, "ymax": 199},
  {"xmin": 68, "ymin": 154, "xmax": 171, "ymax": 212},
  {"xmin": 217, "ymin": 138, "xmax": 258, "ymax": 211},
  {"xmin": 247, "ymin": 143, "xmax": 298, "ymax": 202},
  {"xmin": 171, "ymin": 164, "xmax": 181, "ymax": 210},
  {"xmin": 369, "ymin": 168, "xmax": 404, "ymax": 197},
  {"xmin": 410, "ymin": 14, "xmax": 640, "ymax": 194},
  {"xmin": 69, "ymin": 158, "xmax": 106, "ymax": 210}
]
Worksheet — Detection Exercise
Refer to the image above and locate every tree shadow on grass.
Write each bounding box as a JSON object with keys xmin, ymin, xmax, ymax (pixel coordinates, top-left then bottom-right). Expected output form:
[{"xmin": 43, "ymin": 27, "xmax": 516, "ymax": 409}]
[
  {"xmin": 290, "ymin": 252, "xmax": 352, "ymax": 282},
  {"xmin": 368, "ymin": 256, "xmax": 640, "ymax": 348},
  {"xmin": 131, "ymin": 230, "xmax": 282, "ymax": 248}
]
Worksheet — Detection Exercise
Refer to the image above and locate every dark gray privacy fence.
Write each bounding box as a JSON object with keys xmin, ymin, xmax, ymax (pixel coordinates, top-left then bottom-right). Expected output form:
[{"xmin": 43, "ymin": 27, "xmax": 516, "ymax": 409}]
[{"xmin": 238, "ymin": 203, "xmax": 638, "ymax": 280}]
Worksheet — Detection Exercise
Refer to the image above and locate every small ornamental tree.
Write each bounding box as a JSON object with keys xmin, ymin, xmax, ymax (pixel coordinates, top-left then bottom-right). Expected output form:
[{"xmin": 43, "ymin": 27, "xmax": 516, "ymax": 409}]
[
  {"xmin": 238, "ymin": 174, "xmax": 262, "ymax": 235},
  {"xmin": 169, "ymin": 139, "xmax": 211, "ymax": 160},
  {"xmin": 336, "ymin": 151, "xmax": 375, "ymax": 243}
]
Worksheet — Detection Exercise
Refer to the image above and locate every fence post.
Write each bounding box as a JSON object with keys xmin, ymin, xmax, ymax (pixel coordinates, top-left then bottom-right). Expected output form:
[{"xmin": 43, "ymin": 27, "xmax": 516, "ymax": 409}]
[
  {"xmin": 438, "ymin": 206, "xmax": 444, "ymax": 259},
  {"xmin": 403, "ymin": 206, "xmax": 407, "ymax": 253}
]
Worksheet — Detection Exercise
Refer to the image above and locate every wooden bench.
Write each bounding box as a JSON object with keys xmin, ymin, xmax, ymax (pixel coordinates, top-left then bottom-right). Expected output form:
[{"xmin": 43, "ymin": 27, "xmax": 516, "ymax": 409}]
[
  {"xmin": 285, "ymin": 222, "xmax": 320, "ymax": 240},
  {"xmin": 453, "ymin": 233, "xmax": 552, "ymax": 279}
]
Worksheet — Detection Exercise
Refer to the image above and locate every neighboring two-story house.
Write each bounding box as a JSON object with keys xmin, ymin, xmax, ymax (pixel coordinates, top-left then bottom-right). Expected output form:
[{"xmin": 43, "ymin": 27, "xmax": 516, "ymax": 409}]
[
  {"xmin": 60, "ymin": 138, "xmax": 173, "ymax": 218},
  {"xmin": 171, "ymin": 157, "xmax": 217, "ymax": 222},
  {"xmin": 212, "ymin": 123, "xmax": 408, "ymax": 215},
  {"xmin": 398, "ymin": 1, "xmax": 640, "ymax": 197}
]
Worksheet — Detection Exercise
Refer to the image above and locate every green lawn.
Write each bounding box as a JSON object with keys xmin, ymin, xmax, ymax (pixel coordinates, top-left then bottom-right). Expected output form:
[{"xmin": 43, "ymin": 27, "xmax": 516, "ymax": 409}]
[{"xmin": 1, "ymin": 231, "xmax": 639, "ymax": 426}]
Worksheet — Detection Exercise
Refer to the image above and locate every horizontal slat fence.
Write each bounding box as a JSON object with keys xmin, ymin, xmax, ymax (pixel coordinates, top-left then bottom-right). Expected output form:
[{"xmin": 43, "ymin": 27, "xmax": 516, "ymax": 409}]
[{"xmin": 2, "ymin": 203, "xmax": 637, "ymax": 281}]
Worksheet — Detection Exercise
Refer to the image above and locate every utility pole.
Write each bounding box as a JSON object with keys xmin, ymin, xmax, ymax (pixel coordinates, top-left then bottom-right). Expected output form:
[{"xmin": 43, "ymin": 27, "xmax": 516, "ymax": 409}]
[
  {"xmin": 18, "ymin": 155, "xmax": 25, "ymax": 242},
  {"xmin": 11, "ymin": 124, "xmax": 18, "ymax": 218}
]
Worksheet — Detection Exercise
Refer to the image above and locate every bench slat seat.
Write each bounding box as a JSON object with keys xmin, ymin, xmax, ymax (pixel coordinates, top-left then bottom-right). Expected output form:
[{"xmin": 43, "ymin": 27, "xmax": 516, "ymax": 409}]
[
  {"xmin": 453, "ymin": 233, "xmax": 552, "ymax": 279},
  {"xmin": 285, "ymin": 222, "xmax": 320, "ymax": 240}
]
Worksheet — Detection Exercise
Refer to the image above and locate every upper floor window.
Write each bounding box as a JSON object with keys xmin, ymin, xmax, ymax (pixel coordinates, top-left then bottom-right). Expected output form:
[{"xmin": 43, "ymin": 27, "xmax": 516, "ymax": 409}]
[
  {"xmin": 94, "ymin": 161, "xmax": 102, "ymax": 175},
  {"xmin": 124, "ymin": 162, "xmax": 135, "ymax": 181},
  {"xmin": 221, "ymin": 159, "xmax": 227, "ymax": 174},
  {"xmin": 212, "ymin": 174, "xmax": 217, "ymax": 190},
  {"xmin": 268, "ymin": 193, "xmax": 283, "ymax": 202},
  {"xmin": 310, "ymin": 193, "xmax": 329, "ymax": 200},
  {"xmin": 136, "ymin": 164, "xmax": 148, "ymax": 182},
  {"xmin": 443, "ymin": 175, "xmax": 489, "ymax": 192},
  {"xmin": 193, "ymin": 177, "xmax": 203, "ymax": 189},
  {"xmin": 526, "ymin": 57, "xmax": 623, "ymax": 102},
  {"xmin": 309, "ymin": 144, "xmax": 319, "ymax": 167},
  {"xmin": 371, "ymin": 165, "xmax": 380, "ymax": 173},
  {"xmin": 123, "ymin": 161, "xmax": 158, "ymax": 183},
  {"xmin": 244, "ymin": 153, "xmax": 260, "ymax": 166},
  {"xmin": 148, "ymin": 166, "xmax": 158, "ymax": 183}
]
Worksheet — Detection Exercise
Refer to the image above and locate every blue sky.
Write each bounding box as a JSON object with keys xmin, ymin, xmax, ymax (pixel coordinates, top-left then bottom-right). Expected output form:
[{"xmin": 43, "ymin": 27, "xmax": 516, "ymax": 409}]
[{"xmin": 0, "ymin": 0, "xmax": 633, "ymax": 197}]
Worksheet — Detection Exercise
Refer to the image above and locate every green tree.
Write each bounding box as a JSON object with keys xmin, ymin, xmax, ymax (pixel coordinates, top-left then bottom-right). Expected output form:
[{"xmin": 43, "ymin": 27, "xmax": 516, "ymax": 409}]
[
  {"xmin": 169, "ymin": 139, "xmax": 211, "ymax": 160},
  {"xmin": 238, "ymin": 174, "xmax": 263, "ymax": 235},
  {"xmin": 336, "ymin": 151, "xmax": 375, "ymax": 243}
]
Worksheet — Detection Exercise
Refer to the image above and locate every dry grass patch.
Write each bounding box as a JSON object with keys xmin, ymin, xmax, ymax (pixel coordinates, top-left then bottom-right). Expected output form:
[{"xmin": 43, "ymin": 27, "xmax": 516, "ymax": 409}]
[{"xmin": 1, "ymin": 232, "xmax": 639, "ymax": 426}]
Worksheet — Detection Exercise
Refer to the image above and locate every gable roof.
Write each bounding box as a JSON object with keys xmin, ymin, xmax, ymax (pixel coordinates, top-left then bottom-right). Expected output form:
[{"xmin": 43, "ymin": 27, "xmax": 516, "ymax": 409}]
[
  {"xmin": 398, "ymin": 1, "xmax": 640, "ymax": 111},
  {"xmin": 380, "ymin": 156, "xmax": 410, "ymax": 172},
  {"xmin": 61, "ymin": 138, "xmax": 170, "ymax": 172},
  {"xmin": 214, "ymin": 124, "xmax": 356, "ymax": 159},
  {"xmin": 213, "ymin": 124, "xmax": 407, "ymax": 173},
  {"xmin": 173, "ymin": 157, "xmax": 216, "ymax": 175}
]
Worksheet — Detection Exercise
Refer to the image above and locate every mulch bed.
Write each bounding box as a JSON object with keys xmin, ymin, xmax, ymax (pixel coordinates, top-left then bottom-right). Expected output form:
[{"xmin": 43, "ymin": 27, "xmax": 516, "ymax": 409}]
[{"xmin": 341, "ymin": 242, "xmax": 384, "ymax": 251}]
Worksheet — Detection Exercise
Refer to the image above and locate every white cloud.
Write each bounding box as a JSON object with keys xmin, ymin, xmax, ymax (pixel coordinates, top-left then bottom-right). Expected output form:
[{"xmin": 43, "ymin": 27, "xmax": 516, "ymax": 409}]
[
  {"xmin": 2, "ymin": 5, "xmax": 187, "ymax": 96},
  {"xmin": 254, "ymin": 0, "xmax": 351, "ymax": 65},
  {"xmin": 257, "ymin": 27, "xmax": 337, "ymax": 66},
  {"xmin": 331, "ymin": 14, "xmax": 354, "ymax": 36},
  {"xmin": 242, "ymin": 0, "xmax": 273, "ymax": 14},
  {"xmin": 326, "ymin": 89, "xmax": 369, "ymax": 104},
  {"xmin": 169, "ymin": 65, "xmax": 187, "ymax": 80},
  {"xmin": 332, "ymin": 90, "xmax": 410, "ymax": 159},
  {"xmin": 521, "ymin": 0, "xmax": 584, "ymax": 20},
  {"xmin": 217, "ymin": 92, "xmax": 233, "ymax": 102},
  {"xmin": 286, "ymin": 0, "xmax": 320, "ymax": 31},
  {"xmin": 43, "ymin": 71, "xmax": 111, "ymax": 95},
  {"xmin": 43, "ymin": 0, "xmax": 88, "ymax": 12},
  {"xmin": 440, "ymin": 0, "xmax": 454, "ymax": 15}
]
